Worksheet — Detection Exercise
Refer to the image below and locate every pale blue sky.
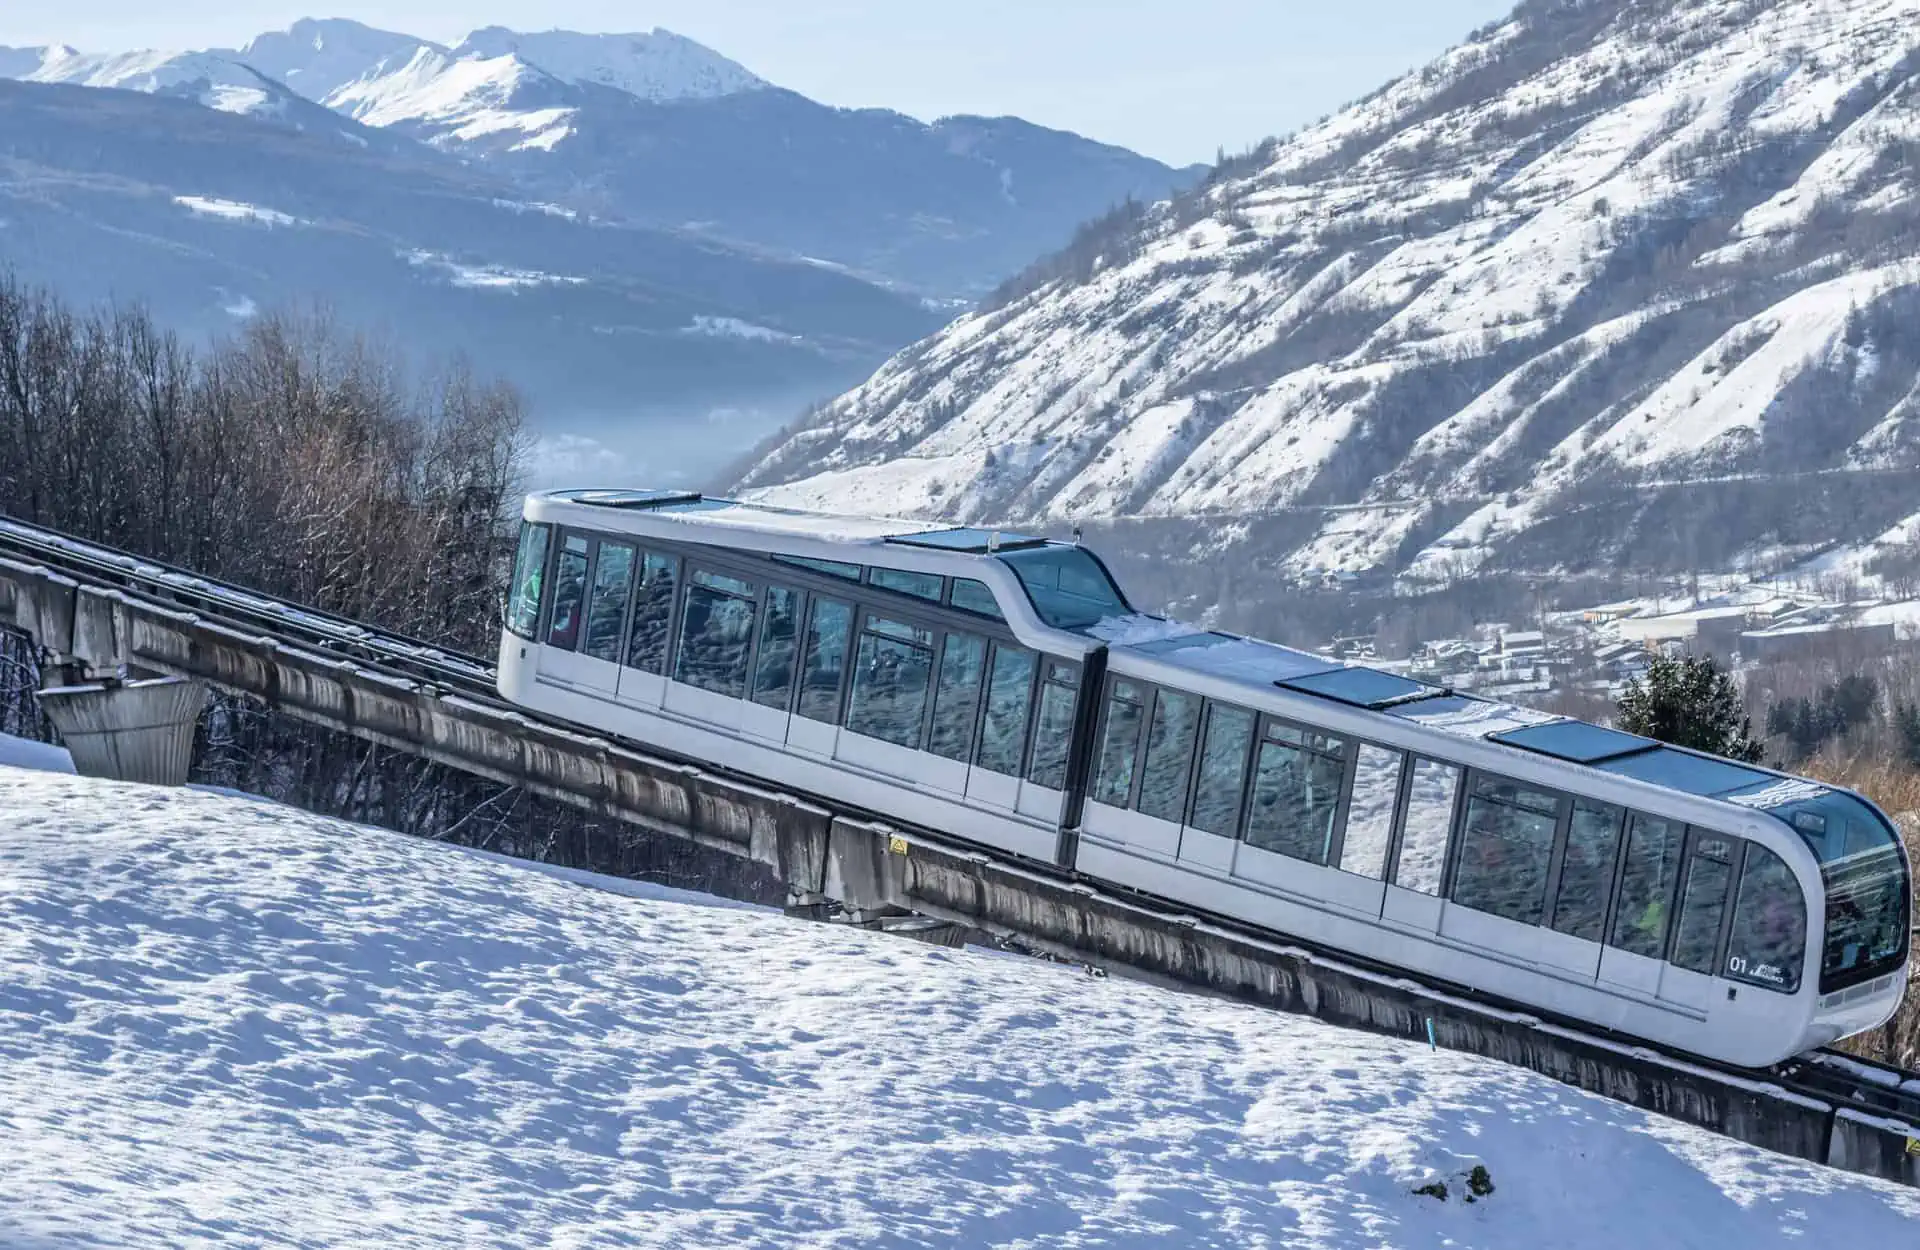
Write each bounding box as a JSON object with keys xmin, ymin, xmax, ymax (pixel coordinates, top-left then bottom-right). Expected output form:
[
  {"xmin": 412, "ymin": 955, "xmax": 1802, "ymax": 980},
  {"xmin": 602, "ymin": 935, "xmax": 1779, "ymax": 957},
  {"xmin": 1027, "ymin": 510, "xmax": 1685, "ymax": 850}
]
[{"xmin": 2, "ymin": 2, "xmax": 1518, "ymax": 164}]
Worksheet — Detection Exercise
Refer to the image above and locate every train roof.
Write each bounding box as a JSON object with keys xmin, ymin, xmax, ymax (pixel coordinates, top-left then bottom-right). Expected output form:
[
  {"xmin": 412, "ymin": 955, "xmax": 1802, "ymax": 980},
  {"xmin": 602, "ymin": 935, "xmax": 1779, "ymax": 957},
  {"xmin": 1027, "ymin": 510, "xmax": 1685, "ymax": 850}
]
[
  {"xmin": 544, "ymin": 489, "xmax": 1051, "ymax": 554},
  {"xmin": 531, "ymin": 488, "xmax": 1899, "ymax": 845}
]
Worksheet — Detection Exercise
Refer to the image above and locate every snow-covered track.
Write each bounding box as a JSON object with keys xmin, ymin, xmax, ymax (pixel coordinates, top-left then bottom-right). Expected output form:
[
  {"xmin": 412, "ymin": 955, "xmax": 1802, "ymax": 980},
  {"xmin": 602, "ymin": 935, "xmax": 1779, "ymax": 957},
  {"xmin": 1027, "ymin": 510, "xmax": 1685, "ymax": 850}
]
[{"xmin": 0, "ymin": 514, "xmax": 1915, "ymax": 1186}]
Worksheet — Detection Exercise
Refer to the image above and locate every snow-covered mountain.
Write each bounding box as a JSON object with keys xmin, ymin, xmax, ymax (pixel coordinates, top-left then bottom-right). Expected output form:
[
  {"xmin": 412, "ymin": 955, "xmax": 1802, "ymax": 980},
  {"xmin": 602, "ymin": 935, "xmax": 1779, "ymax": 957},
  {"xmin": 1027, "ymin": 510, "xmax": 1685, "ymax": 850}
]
[
  {"xmin": 5, "ymin": 757, "xmax": 1918, "ymax": 1243},
  {"xmin": 4, "ymin": 19, "xmax": 1196, "ymax": 297},
  {"xmin": 0, "ymin": 77, "xmax": 942, "ymax": 484},
  {"xmin": 736, "ymin": 0, "xmax": 1920, "ymax": 594}
]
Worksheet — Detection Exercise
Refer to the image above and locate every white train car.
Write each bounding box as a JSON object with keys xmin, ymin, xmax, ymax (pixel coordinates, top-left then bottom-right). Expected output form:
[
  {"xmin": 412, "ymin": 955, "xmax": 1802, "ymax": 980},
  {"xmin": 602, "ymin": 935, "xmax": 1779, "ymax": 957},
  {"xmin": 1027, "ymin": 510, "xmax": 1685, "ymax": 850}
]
[{"xmin": 497, "ymin": 489, "xmax": 1912, "ymax": 1068}]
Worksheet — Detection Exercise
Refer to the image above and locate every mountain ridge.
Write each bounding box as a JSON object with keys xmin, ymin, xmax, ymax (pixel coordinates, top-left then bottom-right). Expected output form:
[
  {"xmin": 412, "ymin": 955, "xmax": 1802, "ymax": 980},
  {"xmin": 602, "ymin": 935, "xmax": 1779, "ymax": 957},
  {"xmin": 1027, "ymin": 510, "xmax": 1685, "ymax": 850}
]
[
  {"xmin": 734, "ymin": 0, "xmax": 1920, "ymax": 599},
  {"xmin": 2, "ymin": 18, "xmax": 1199, "ymax": 297}
]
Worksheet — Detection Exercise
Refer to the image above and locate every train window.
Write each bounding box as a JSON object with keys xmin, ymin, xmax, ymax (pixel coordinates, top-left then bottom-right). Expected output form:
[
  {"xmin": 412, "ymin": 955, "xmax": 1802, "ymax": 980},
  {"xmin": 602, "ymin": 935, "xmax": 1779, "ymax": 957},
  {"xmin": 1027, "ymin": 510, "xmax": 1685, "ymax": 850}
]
[
  {"xmin": 928, "ymin": 633, "xmax": 987, "ymax": 761},
  {"xmin": 1189, "ymin": 704, "xmax": 1256, "ymax": 837},
  {"xmin": 1136, "ymin": 690, "xmax": 1201, "ymax": 823},
  {"xmin": 1026, "ymin": 662, "xmax": 1081, "ymax": 790},
  {"xmin": 1090, "ymin": 679, "xmax": 1147, "ymax": 808},
  {"xmin": 1724, "ymin": 845, "xmax": 1806, "ymax": 993},
  {"xmin": 1452, "ymin": 776, "xmax": 1560, "ymax": 927},
  {"xmin": 750, "ymin": 586, "xmax": 803, "ymax": 711},
  {"xmin": 1609, "ymin": 813, "xmax": 1686, "ymax": 959},
  {"xmin": 1245, "ymin": 722, "xmax": 1348, "ymax": 865},
  {"xmin": 796, "ymin": 598, "xmax": 854, "ymax": 723},
  {"xmin": 581, "ymin": 541, "xmax": 636, "ymax": 663},
  {"xmin": 1550, "ymin": 800, "xmax": 1625, "ymax": 943},
  {"xmin": 625, "ymin": 552, "xmax": 679, "ymax": 675},
  {"xmin": 673, "ymin": 569, "xmax": 759, "ymax": 700},
  {"xmin": 996, "ymin": 545, "xmax": 1130, "ymax": 629},
  {"xmin": 545, "ymin": 534, "xmax": 591, "ymax": 652},
  {"xmin": 846, "ymin": 616, "xmax": 937, "ymax": 747},
  {"xmin": 869, "ymin": 567, "xmax": 944, "ymax": 602},
  {"xmin": 774, "ymin": 555, "xmax": 862, "ymax": 581},
  {"xmin": 1394, "ymin": 758, "xmax": 1461, "ymax": 895},
  {"xmin": 1669, "ymin": 834, "xmax": 1737, "ymax": 975},
  {"xmin": 948, "ymin": 578, "xmax": 1005, "ymax": 620},
  {"xmin": 505, "ymin": 522, "xmax": 550, "ymax": 639},
  {"xmin": 976, "ymin": 645, "xmax": 1038, "ymax": 776},
  {"xmin": 1339, "ymin": 745, "xmax": 1403, "ymax": 880}
]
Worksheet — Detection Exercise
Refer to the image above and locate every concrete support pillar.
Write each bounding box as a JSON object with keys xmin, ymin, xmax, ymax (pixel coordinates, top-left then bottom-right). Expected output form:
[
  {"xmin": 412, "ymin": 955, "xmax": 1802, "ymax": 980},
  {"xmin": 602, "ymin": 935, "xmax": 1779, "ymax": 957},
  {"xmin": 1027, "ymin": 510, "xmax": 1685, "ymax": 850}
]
[{"xmin": 37, "ymin": 676, "xmax": 206, "ymax": 786}]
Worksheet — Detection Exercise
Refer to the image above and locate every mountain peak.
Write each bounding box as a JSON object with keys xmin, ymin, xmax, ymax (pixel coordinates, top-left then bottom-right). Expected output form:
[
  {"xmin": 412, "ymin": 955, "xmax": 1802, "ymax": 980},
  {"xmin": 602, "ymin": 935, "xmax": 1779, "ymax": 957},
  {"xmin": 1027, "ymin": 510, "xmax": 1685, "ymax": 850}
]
[
  {"xmin": 237, "ymin": 18, "xmax": 440, "ymax": 103},
  {"xmin": 449, "ymin": 26, "xmax": 766, "ymax": 101}
]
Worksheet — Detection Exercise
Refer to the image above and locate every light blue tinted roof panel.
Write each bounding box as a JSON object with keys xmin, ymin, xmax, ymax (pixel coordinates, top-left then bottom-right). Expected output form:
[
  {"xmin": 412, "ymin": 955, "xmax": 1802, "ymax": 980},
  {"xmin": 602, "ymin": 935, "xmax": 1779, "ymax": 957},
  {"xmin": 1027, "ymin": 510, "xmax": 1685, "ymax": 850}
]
[
  {"xmin": 1145, "ymin": 635, "xmax": 1338, "ymax": 684},
  {"xmin": 888, "ymin": 527, "xmax": 1045, "ymax": 552},
  {"xmin": 1280, "ymin": 667, "xmax": 1443, "ymax": 709},
  {"xmin": 1490, "ymin": 720, "xmax": 1657, "ymax": 764},
  {"xmin": 567, "ymin": 489, "xmax": 703, "ymax": 509},
  {"xmin": 1594, "ymin": 747, "xmax": 1775, "ymax": 796}
]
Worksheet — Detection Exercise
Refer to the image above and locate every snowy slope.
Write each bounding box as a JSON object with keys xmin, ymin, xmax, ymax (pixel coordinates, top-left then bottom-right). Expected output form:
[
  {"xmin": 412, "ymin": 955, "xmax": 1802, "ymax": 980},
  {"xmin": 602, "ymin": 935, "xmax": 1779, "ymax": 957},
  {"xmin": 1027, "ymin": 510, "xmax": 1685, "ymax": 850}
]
[
  {"xmin": 453, "ymin": 26, "xmax": 766, "ymax": 101},
  {"xmin": 11, "ymin": 46, "xmax": 297, "ymax": 117},
  {"xmin": 234, "ymin": 18, "xmax": 434, "ymax": 104},
  {"xmin": 4, "ymin": 767, "xmax": 1920, "ymax": 1245},
  {"xmin": 737, "ymin": 0, "xmax": 1920, "ymax": 585}
]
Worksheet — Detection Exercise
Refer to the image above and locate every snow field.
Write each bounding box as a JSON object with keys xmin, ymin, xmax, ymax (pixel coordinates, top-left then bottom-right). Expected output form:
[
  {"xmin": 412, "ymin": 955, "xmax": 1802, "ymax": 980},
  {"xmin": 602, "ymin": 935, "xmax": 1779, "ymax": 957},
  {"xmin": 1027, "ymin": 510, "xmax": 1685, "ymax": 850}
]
[{"xmin": 2, "ymin": 764, "xmax": 1919, "ymax": 1247}]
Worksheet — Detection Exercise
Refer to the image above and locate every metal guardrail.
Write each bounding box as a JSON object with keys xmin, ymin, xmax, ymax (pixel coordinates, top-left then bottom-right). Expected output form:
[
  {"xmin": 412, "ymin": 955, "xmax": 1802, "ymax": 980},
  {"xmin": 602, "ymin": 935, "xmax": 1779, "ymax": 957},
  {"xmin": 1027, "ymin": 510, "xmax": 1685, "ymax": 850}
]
[{"xmin": 0, "ymin": 515, "xmax": 1915, "ymax": 1184}]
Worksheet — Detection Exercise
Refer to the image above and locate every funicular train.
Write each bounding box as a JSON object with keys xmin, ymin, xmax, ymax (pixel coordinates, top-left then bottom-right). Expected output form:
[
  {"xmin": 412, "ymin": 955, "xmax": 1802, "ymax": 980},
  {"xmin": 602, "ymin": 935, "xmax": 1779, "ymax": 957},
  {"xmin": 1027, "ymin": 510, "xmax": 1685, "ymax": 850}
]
[{"xmin": 498, "ymin": 489, "xmax": 1912, "ymax": 1068}]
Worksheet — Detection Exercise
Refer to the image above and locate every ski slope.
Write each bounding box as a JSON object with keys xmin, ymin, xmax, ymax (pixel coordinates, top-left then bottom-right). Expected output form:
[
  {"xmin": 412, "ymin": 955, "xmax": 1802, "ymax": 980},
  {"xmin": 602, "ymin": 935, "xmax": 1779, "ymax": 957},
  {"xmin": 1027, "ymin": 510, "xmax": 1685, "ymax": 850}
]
[{"xmin": 1, "ymin": 751, "xmax": 1916, "ymax": 1247}]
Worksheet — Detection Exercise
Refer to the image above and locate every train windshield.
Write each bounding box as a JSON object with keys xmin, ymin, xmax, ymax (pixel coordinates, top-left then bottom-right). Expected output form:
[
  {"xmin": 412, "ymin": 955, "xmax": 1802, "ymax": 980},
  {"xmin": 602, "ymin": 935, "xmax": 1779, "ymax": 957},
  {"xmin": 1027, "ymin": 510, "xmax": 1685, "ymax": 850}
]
[
  {"xmin": 1736, "ymin": 786, "xmax": 1911, "ymax": 994},
  {"xmin": 996, "ymin": 545, "xmax": 1130, "ymax": 629}
]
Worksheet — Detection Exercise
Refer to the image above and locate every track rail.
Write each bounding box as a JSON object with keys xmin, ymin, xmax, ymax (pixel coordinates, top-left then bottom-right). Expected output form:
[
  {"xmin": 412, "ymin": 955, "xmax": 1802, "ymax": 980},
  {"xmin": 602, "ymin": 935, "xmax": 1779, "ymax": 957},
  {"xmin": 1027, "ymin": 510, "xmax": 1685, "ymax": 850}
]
[{"xmin": 2, "ymin": 515, "xmax": 1915, "ymax": 1145}]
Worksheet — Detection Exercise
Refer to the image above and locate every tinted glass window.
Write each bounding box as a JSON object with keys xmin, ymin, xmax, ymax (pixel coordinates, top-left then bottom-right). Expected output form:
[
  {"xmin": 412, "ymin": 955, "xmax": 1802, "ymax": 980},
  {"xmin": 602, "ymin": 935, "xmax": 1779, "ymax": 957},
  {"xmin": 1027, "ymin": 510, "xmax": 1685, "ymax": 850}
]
[
  {"xmin": 1026, "ymin": 666, "xmax": 1080, "ymax": 790},
  {"xmin": 1453, "ymin": 777, "xmax": 1559, "ymax": 927},
  {"xmin": 1245, "ymin": 723, "xmax": 1348, "ymax": 865},
  {"xmin": 948, "ymin": 578, "xmax": 1004, "ymax": 620},
  {"xmin": 750, "ymin": 586, "xmax": 802, "ymax": 711},
  {"xmin": 846, "ymin": 616, "xmax": 936, "ymax": 747},
  {"xmin": 1822, "ymin": 852, "xmax": 1909, "ymax": 992},
  {"xmin": 1610, "ymin": 813, "xmax": 1686, "ymax": 958},
  {"xmin": 775, "ymin": 555, "xmax": 862, "ymax": 581},
  {"xmin": 545, "ymin": 534, "xmax": 590, "ymax": 651},
  {"xmin": 1670, "ymin": 837, "xmax": 1736, "ymax": 975},
  {"xmin": 996, "ymin": 545, "xmax": 1130, "ymax": 629},
  {"xmin": 928, "ymin": 633, "xmax": 987, "ymax": 762},
  {"xmin": 673, "ymin": 571, "xmax": 757, "ymax": 699},
  {"xmin": 796, "ymin": 598, "xmax": 853, "ymax": 723},
  {"xmin": 1091, "ymin": 679, "xmax": 1147, "ymax": 808},
  {"xmin": 582, "ymin": 541, "xmax": 636, "ymax": 663},
  {"xmin": 1339, "ymin": 745, "xmax": 1402, "ymax": 880},
  {"xmin": 976, "ymin": 646, "xmax": 1037, "ymax": 776},
  {"xmin": 1551, "ymin": 800, "xmax": 1624, "ymax": 943},
  {"xmin": 1137, "ymin": 690, "xmax": 1201, "ymax": 823},
  {"xmin": 1394, "ymin": 759, "xmax": 1461, "ymax": 895},
  {"xmin": 1189, "ymin": 704, "xmax": 1256, "ymax": 837},
  {"xmin": 625, "ymin": 552, "xmax": 678, "ymax": 675},
  {"xmin": 506, "ymin": 522, "xmax": 549, "ymax": 638},
  {"xmin": 1726, "ymin": 845, "xmax": 1806, "ymax": 993},
  {"xmin": 869, "ymin": 567, "xmax": 944, "ymax": 601}
]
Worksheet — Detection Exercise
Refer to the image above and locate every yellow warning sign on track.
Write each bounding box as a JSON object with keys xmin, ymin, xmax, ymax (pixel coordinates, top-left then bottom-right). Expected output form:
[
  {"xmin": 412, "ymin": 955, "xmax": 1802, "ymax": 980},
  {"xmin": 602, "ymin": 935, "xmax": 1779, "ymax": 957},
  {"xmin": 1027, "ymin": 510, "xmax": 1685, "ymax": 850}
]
[
  {"xmin": 887, "ymin": 833, "xmax": 909, "ymax": 856},
  {"xmin": 1906, "ymin": 1136, "xmax": 1920, "ymax": 1158}
]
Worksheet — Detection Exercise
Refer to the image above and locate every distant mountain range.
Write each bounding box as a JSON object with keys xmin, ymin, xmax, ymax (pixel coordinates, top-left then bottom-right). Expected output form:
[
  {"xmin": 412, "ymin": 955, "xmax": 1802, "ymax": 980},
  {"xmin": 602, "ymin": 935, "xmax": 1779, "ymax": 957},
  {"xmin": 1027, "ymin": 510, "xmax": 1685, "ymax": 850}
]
[
  {"xmin": 736, "ymin": 0, "xmax": 1920, "ymax": 606},
  {"xmin": 1, "ymin": 19, "xmax": 1199, "ymax": 298},
  {"xmin": 0, "ymin": 19, "xmax": 1199, "ymax": 483}
]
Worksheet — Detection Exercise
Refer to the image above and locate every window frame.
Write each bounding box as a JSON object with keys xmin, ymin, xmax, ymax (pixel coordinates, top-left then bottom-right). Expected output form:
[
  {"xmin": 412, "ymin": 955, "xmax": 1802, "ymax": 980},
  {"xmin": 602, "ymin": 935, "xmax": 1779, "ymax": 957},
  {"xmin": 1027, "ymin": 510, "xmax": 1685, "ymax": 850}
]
[
  {"xmin": 974, "ymin": 639, "xmax": 1043, "ymax": 778},
  {"xmin": 1184, "ymin": 699, "xmax": 1261, "ymax": 839},
  {"xmin": 579, "ymin": 537, "xmax": 639, "ymax": 665},
  {"xmin": 927, "ymin": 628, "xmax": 992, "ymax": 762},
  {"xmin": 506, "ymin": 520, "xmax": 555, "ymax": 641},
  {"xmin": 1667, "ymin": 828, "xmax": 1743, "ymax": 977},
  {"xmin": 1444, "ymin": 770, "xmax": 1570, "ymax": 929},
  {"xmin": 1240, "ymin": 713, "xmax": 1355, "ymax": 867},
  {"xmin": 542, "ymin": 530, "xmax": 595, "ymax": 654}
]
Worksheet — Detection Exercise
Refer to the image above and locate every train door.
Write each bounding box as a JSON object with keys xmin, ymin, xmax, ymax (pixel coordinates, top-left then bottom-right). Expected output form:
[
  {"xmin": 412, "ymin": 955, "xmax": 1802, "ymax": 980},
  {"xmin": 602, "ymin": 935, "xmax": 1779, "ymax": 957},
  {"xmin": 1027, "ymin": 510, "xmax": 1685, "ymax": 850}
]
[
  {"xmin": 1653, "ymin": 830, "xmax": 1739, "ymax": 1013},
  {"xmin": 535, "ymin": 533, "xmax": 601, "ymax": 689},
  {"xmin": 1597, "ymin": 813, "xmax": 1686, "ymax": 997},
  {"xmin": 965, "ymin": 642, "xmax": 1035, "ymax": 812},
  {"xmin": 740, "ymin": 584, "xmax": 802, "ymax": 744},
  {"xmin": 1381, "ymin": 757, "xmax": 1462, "ymax": 934},
  {"xmin": 614, "ymin": 551, "xmax": 677, "ymax": 712},
  {"xmin": 787, "ymin": 596, "xmax": 852, "ymax": 758},
  {"xmin": 1014, "ymin": 660, "xmax": 1079, "ymax": 824}
]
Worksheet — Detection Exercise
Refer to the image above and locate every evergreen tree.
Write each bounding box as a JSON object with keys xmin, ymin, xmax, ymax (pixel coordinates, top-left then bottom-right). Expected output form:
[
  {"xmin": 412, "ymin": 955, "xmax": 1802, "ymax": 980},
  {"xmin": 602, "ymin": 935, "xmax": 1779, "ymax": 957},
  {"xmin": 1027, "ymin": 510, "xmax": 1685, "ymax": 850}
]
[{"xmin": 1616, "ymin": 654, "xmax": 1764, "ymax": 763}]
